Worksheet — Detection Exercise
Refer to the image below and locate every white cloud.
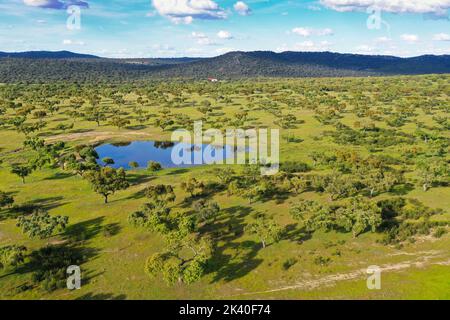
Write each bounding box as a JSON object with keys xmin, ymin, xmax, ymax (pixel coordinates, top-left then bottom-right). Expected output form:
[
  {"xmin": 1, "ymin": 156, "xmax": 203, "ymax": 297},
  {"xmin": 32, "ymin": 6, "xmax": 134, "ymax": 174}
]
[
  {"xmin": 62, "ymin": 39, "xmax": 85, "ymax": 45},
  {"xmin": 234, "ymin": 1, "xmax": 251, "ymax": 16},
  {"xmin": 292, "ymin": 27, "xmax": 334, "ymax": 37},
  {"xmin": 293, "ymin": 41, "xmax": 316, "ymax": 50},
  {"xmin": 308, "ymin": 5, "xmax": 322, "ymax": 11},
  {"xmin": 217, "ymin": 30, "xmax": 233, "ymax": 39},
  {"xmin": 198, "ymin": 38, "xmax": 214, "ymax": 45},
  {"xmin": 375, "ymin": 36, "xmax": 391, "ymax": 43},
  {"xmin": 171, "ymin": 16, "xmax": 193, "ymax": 24},
  {"xmin": 24, "ymin": 0, "xmax": 88, "ymax": 9},
  {"xmin": 191, "ymin": 32, "xmax": 217, "ymax": 45},
  {"xmin": 192, "ymin": 31, "xmax": 207, "ymax": 38},
  {"xmin": 320, "ymin": 0, "xmax": 450, "ymax": 16},
  {"xmin": 25, "ymin": 0, "xmax": 51, "ymax": 7},
  {"xmin": 277, "ymin": 40, "xmax": 332, "ymax": 52},
  {"xmin": 292, "ymin": 28, "xmax": 311, "ymax": 37},
  {"xmin": 433, "ymin": 33, "xmax": 450, "ymax": 41},
  {"xmin": 152, "ymin": 44, "xmax": 177, "ymax": 56},
  {"xmin": 401, "ymin": 34, "xmax": 419, "ymax": 43},
  {"xmin": 152, "ymin": 0, "xmax": 227, "ymax": 24},
  {"xmin": 355, "ymin": 44, "xmax": 375, "ymax": 53}
]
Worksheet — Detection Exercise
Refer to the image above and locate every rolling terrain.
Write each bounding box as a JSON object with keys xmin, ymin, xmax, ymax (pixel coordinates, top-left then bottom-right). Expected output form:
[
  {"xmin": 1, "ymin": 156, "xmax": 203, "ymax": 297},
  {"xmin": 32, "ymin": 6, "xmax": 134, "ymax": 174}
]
[
  {"xmin": 0, "ymin": 75, "xmax": 449, "ymax": 299},
  {"xmin": 0, "ymin": 51, "xmax": 449, "ymax": 82}
]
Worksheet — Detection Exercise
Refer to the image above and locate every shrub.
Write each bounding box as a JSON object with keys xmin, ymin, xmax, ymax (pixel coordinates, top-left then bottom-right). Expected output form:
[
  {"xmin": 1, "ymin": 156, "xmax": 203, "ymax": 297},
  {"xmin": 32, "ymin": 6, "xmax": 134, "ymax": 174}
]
[
  {"xmin": 433, "ymin": 227, "xmax": 447, "ymax": 238},
  {"xmin": 280, "ymin": 161, "xmax": 311, "ymax": 173},
  {"xmin": 0, "ymin": 245, "xmax": 27, "ymax": 269},
  {"xmin": 282, "ymin": 258, "xmax": 297, "ymax": 271},
  {"xmin": 314, "ymin": 256, "xmax": 331, "ymax": 266},
  {"xmin": 0, "ymin": 191, "xmax": 14, "ymax": 209},
  {"xmin": 147, "ymin": 161, "xmax": 162, "ymax": 172},
  {"xmin": 16, "ymin": 210, "xmax": 69, "ymax": 239},
  {"xmin": 29, "ymin": 246, "xmax": 83, "ymax": 292}
]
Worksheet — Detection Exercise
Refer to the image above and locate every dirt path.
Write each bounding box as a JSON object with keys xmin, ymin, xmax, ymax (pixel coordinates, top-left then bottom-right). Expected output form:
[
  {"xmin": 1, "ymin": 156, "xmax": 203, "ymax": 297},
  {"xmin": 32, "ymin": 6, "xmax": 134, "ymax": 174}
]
[
  {"xmin": 45, "ymin": 131, "xmax": 153, "ymax": 144},
  {"xmin": 0, "ymin": 148, "xmax": 23, "ymax": 157},
  {"xmin": 0, "ymin": 131, "xmax": 154, "ymax": 156},
  {"xmin": 225, "ymin": 251, "xmax": 449, "ymax": 298}
]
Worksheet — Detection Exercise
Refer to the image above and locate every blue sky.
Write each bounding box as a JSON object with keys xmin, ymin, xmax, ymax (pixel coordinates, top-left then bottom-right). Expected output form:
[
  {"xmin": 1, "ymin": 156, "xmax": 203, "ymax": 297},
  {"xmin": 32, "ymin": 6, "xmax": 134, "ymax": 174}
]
[{"xmin": 0, "ymin": 0, "xmax": 449, "ymax": 58}]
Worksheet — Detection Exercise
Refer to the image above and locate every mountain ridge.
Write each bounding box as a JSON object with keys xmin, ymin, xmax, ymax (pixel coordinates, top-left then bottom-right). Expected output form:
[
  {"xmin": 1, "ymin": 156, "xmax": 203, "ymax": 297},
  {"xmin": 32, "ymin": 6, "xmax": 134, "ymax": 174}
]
[
  {"xmin": 0, "ymin": 50, "xmax": 99, "ymax": 59},
  {"xmin": 0, "ymin": 50, "xmax": 449, "ymax": 82}
]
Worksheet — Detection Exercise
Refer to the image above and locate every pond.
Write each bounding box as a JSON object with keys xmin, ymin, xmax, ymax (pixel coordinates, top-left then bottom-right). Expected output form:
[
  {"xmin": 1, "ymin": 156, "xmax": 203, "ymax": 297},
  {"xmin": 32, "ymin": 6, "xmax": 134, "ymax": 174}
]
[{"xmin": 95, "ymin": 141, "xmax": 243, "ymax": 170}]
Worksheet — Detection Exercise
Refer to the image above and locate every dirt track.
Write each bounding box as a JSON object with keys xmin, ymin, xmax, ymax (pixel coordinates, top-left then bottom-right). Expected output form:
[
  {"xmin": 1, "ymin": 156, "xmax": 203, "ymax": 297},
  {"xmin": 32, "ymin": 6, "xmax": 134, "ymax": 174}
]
[
  {"xmin": 45, "ymin": 131, "xmax": 153, "ymax": 144},
  {"xmin": 226, "ymin": 250, "xmax": 449, "ymax": 298}
]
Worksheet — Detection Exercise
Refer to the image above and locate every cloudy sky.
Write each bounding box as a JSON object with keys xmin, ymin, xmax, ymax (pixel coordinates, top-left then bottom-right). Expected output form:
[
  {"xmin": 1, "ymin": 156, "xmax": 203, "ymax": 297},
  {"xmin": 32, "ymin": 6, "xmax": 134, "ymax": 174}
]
[{"xmin": 0, "ymin": 0, "xmax": 449, "ymax": 58}]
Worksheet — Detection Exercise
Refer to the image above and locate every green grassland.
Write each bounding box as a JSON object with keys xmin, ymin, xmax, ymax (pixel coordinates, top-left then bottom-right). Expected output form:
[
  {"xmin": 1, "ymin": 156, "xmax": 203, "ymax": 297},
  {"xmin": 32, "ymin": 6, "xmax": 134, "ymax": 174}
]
[{"xmin": 0, "ymin": 75, "xmax": 449, "ymax": 300}]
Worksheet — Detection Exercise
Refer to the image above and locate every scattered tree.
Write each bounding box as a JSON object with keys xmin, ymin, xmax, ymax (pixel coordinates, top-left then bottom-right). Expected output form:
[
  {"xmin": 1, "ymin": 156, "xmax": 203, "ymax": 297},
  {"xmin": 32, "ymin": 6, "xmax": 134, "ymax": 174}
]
[
  {"xmin": 16, "ymin": 210, "xmax": 69, "ymax": 239},
  {"xmin": 245, "ymin": 215, "xmax": 283, "ymax": 248},
  {"xmin": 84, "ymin": 167, "xmax": 129, "ymax": 203},
  {"xmin": 0, "ymin": 245, "xmax": 27, "ymax": 269},
  {"xmin": 0, "ymin": 191, "xmax": 14, "ymax": 209},
  {"xmin": 147, "ymin": 161, "xmax": 162, "ymax": 172},
  {"xmin": 129, "ymin": 161, "xmax": 139, "ymax": 169},
  {"xmin": 11, "ymin": 164, "xmax": 33, "ymax": 184},
  {"xmin": 102, "ymin": 157, "xmax": 115, "ymax": 167}
]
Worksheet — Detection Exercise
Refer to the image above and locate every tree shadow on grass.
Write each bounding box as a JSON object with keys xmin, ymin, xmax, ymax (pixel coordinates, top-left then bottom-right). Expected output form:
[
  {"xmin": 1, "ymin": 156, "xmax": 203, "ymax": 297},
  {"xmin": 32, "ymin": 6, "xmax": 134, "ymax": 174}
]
[
  {"xmin": 1, "ymin": 196, "xmax": 67, "ymax": 221},
  {"xmin": 201, "ymin": 205, "xmax": 252, "ymax": 241},
  {"xmin": 266, "ymin": 192, "xmax": 291, "ymax": 205},
  {"xmin": 63, "ymin": 217, "xmax": 105, "ymax": 243},
  {"xmin": 103, "ymin": 223, "xmax": 121, "ymax": 237},
  {"xmin": 24, "ymin": 196, "xmax": 66, "ymax": 211},
  {"xmin": 253, "ymin": 187, "xmax": 291, "ymax": 205},
  {"xmin": 68, "ymin": 128, "xmax": 93, "ymax": 134},
  {"xmin": 201, "ymin": 205, "xmax": 263, "ymax": 283},
  {"xmin": 165, "ymin": 168, "xmax": 190, "ymax": 176},
  {"xmin": 52, "ymin": 117, "xmax": 69, "ymax": 122},
  {"xmin": 179, "ymin": 183, "xmax": 226, "ymax": 208},
  {"xmin": 126, "ymin": 125, "xmax": 147, "ymax": 130},
  {"xmin": 43, "ymin": 172, "xmax": 74, "ymax": 181},
  {"xmin": 125, "ymin": 188, "xmax": 147, "ymax": 200},
  {"xmin": 12, "ymin": 244, "xmax": 101, "ymax": 289},
  {"xmin": 0, "ymin": 191, "xmax": 19, "ymax": 221},
  {"xmin": 126, "ymin": 173, "xmax": 155, "ymax": 186},
  {"xmin": 76, "ymin": 292, "xmax": 127, "ymax": 300},
  {"xmin": 210, "ymin": 112, "xmax": 225, "ymax": 117},
  {"xmin": 389, "ymin": 183, "xmax": 415, "ymax": 196},
  {"xmin": 0, "ymin": 209, "xmax": 22, "ymax": 221},
  {"xmin": 36, "ymin": 131, "xmax": 55, "ymax": 138},
  {"xmin": 209, "ymin": 240, "xmax": 263, "ymax": 283},
  {"xmin": 283, "ymin": 223, "xmax": 312, "ymax": 244}
]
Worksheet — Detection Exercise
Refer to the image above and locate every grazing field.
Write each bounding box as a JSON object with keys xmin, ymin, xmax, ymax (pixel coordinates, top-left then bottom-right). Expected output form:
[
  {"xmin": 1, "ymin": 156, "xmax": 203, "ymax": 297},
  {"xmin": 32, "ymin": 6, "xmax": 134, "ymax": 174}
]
[{"xmin": 0, "ymin": 75, "xmax": 449, "ymax": 300}]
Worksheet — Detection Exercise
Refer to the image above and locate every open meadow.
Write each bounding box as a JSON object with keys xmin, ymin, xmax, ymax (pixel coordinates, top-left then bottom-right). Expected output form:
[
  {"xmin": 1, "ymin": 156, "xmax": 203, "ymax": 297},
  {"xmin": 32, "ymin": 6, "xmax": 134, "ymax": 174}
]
[{"xmin": 0, "ymin": 75, "xmax": 449, "ymax": 300}]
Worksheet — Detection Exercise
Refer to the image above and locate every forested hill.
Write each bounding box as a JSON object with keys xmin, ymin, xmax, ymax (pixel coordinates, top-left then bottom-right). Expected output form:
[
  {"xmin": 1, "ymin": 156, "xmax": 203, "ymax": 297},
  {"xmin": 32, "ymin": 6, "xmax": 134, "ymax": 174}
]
[
  {"xmin": 0, "ymin": 50, "xmax": 99, "ymax": 59},
  {"xmin": 0, "ymin": 50, "xmax": 449, "ymax": 82}
]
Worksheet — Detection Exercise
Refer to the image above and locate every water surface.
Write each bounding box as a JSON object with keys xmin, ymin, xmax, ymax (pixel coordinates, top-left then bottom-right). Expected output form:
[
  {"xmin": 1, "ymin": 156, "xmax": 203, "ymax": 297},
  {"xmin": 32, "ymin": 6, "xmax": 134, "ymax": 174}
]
[{"xmin": 95, "ymin": 140, "xmax": 241, "ymax": 170}]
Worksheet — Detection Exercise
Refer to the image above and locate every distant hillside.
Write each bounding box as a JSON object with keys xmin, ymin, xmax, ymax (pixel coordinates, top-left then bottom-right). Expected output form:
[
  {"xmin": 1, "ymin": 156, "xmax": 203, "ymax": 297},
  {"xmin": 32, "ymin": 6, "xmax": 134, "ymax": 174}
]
[
  {"xmin": 154, "ymin": 51, "xmax": 450, "ymax": 78},
  {"xmin": 116, "ymin": 57, "xmax": 202, "ymax": 66},
  {"xmin": 152, "ymin": 51, "xmax": 375, "ymax": 78},
  {"xmin": 0, "ymin": 50, "xmax": 99, "ymax": 59},
  {"xmin": 0, "ymin": 50, "xmax": 449, "ymax": 82}
]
